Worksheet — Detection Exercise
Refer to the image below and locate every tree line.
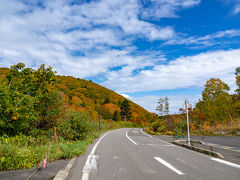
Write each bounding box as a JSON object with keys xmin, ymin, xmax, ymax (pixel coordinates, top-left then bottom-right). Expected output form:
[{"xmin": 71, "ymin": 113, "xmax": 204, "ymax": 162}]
[
  {"xmin": 150, "ymin": 67, "xmax": 240, "ymax": 135},
  {"xmin": 191, "ymin": 68, "xmax": 240, "ymax": 129}
]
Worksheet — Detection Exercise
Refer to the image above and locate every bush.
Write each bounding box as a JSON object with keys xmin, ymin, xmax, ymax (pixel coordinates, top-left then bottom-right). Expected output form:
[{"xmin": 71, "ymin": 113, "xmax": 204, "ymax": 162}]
[
  {"xmin": 0, "ymin": 134, "xmax": 45, "ymax": 170},
  {"xmin": 58, "ymin": 110, "xmax": 91, "ymax": 140},
  {"xmin": 150, "ymin": 119, "xmax": 166, "ymax": 133},
  {"xmin": 0, "ymin": 132, "xmax": 99, "ymax": 171}
]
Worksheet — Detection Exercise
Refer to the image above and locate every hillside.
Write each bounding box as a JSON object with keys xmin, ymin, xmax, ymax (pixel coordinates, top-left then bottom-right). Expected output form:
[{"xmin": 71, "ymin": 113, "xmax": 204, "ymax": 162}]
[
  {"xmin": 0, "ymin": 64, "xmax": 158, "ymax": 171},
  {"xmin": 0, "ymin": 67, "xmax": 156, "ymax": 125}
]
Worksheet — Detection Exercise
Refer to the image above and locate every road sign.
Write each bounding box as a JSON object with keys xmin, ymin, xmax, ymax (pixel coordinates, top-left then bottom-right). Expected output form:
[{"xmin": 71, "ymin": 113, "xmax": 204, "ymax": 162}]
[{"xmin": 183, "ymin": 99, "xmax": 190, "ymax": 110}]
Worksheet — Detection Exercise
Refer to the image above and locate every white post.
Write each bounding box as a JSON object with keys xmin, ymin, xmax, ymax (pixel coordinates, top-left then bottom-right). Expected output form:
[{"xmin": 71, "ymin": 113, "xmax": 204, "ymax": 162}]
[{"xmin": 186, "ymin": 105, "xmax": 191, "ymax": 146}]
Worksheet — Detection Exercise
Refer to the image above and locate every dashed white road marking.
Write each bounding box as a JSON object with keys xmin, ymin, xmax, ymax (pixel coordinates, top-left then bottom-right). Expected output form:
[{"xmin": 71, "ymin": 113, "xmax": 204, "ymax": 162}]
[
  {"xmin": 154, "ymin": 157, "xmax": 185, "ymax": 175},
  {"xmin": 132, "ymin": 130, "xmax": 139, "ymax": 133},
  {"xmin": 126, "ymin": 130, "xmax": 138, "ymax": 145},
  {"xmin": 82, "ymin": 131, "xmax": 112, "ymax": 180},
  {"xmin": 211, "ymin": 158, "xmax": 240, "ymax": 169}
]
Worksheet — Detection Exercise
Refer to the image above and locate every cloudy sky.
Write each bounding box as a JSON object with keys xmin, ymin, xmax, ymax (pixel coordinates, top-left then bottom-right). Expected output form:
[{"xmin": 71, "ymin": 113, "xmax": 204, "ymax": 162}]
[{"xmin": 1, "ymin": 0, "xmax": 240, "ymax": 114}]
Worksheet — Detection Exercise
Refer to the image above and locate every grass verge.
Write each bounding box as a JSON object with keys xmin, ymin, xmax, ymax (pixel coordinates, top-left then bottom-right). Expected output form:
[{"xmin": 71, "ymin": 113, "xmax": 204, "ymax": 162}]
[{"xmin": 0, "ymin": 120, "xmax": 139, "ymax": 171}]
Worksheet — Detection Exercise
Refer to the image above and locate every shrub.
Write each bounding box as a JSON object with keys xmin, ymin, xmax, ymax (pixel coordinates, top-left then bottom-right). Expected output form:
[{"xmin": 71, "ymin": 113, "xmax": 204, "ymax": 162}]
[
  {"xmin": 150, "ymin": 119, "xmax": 166, "ymax": 133},
  {"xmin": 58, "ymin": 110, "xmax": 91, "ymax": 140}
]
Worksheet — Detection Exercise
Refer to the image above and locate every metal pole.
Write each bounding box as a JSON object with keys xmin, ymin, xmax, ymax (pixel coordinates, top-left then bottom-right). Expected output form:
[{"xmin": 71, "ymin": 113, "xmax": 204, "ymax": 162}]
[
  {"xmin": 186, "ymin": 104, "xmax": 191, "ymax": 146},
  {"xmin": 99, "ymin": 111, "xmax": 101, "ymax": 132}
]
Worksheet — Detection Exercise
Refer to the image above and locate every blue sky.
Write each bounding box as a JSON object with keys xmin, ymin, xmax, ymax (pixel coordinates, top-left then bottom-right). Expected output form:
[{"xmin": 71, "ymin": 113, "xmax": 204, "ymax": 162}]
[{"xmin": 1, "ymin": 0, "xmax": 240, "ymax": 113}]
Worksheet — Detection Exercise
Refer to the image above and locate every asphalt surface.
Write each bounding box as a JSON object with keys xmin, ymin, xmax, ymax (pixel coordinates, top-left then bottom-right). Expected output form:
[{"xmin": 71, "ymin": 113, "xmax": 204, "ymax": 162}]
[
  {"xmin": 67, "ymin": 128, "xmax": 240, "ymax": 180},
  {"xmin": 0, "ymin": 159, "xmax": 69, "ymax": 180},
  {"xmin": 174, "ymin": 135, "xmax": 240, "ymax": 165},
  {"xmin": 183, "ymin": 136, "xmax": 240, "ymax": 151}
]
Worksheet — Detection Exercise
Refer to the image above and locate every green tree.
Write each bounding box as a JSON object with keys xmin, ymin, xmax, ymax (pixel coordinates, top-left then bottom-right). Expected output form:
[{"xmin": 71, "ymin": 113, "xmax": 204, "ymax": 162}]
[
  {"xmin": 113, "ymin": 110, "xmax": 121, "ymax": 121},
  {"xmin": 103, "ymin": 97, "xmax": 110, "ymax": 104},
  {"xmin": 199, "ymin": 78, "xmax": 233, "ymax": 124},
  {"xmin": 0, "ymin": 81, "xmax": 37, "ymax": 135},
  {"xmin": 235, "ymin": 67, "xmax": 240, "ymax": 96},
  {"xmin": 164, "ymin": 97, "xmax": 169, "ymax": 115},
  {"xmin": 156, "ymin": 97, "xmax": 169, "ymax": 115},
  {"xmin": 156, "ymin": 98, "xmax": 164, "ymax": 116},
  {"xmin": 234, "ymin": 67, "xmax": 240, "ymax": 116},
  {"xmin": 0, "ymin": 63, "xmax": 60, "ymax": 135},
  {"xmin": 120, "ymin": 99, "xmax": 132, "ymax": 121}
]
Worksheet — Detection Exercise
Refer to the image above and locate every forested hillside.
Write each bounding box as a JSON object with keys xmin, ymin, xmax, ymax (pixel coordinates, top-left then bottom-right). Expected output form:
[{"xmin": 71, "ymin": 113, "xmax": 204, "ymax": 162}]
[
  {"xmin": 0, "ymin": 63, "xmax": 156, "ymax": 136},
  {"xmin": 0, "ymin": 65, "xmax": 155, "ymax": 131},
  {"xmin": 0, "ymin": 63, "xmax": 156, "ymax": 171},
  {"xmin": 56, "ymin": 75, "xmax": 156, "ymax": 125}
]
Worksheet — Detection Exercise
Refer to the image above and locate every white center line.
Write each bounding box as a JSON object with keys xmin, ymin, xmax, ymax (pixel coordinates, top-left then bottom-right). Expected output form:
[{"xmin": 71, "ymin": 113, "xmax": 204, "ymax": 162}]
[
  {"xmin": 132, "ymin": 130, "xmax": 139, "ymax": 133},
  {"xmin": 126, "ymin": 130, "xmax": 138, "ymax": 145},
  {"xmin": 154, "ymin": 157, "xmax": 185, "ymax": 175},
  {"xmin": 211, "ymin": 158, "xmax": 240, "ymax": 169}
]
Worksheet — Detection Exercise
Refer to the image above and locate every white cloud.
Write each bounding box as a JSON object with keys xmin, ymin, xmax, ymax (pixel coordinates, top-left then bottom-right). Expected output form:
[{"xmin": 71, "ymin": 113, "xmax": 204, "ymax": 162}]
[
  {"xmin": 166, "ymin": 29, "xmax": 240, "ymax": 46},
  {"xmin": 234, "ymin": 3, "xmax": 240, "ymax": 14},
  {"xmin": 0, "ymin": 0, "xmax": 178, "ymax": 77},
  {"xmin": 120, "ymin": 94, "xmax": 132, "ymax": 99},
  {"xmin": 220, "ymin": 0, "xmax": 240, "ymax": 15},
  {"xmin": 1, "ymin": 0, "xmax": 239, "ymax": 114},
  {"xmin": 141, "ymin": 0, "xmax": 201, "ymax": 19},
  {"xmin": 103, "ymin": 49, "xmax": 240, "ymax": 92},
  {"xmin": 128, "ymin": 94, "xmax": 200, "ymax": 113}
]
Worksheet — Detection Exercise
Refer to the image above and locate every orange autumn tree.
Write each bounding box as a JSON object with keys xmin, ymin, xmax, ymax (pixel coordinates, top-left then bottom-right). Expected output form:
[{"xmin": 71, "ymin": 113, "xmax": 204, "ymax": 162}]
[{"xmin": 102, "ymin": 103, "xmax": 120, "ymax": 120}]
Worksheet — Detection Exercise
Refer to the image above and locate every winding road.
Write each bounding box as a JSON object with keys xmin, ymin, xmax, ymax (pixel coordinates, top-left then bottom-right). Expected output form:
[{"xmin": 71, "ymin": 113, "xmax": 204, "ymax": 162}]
[{"xmin": 67, "ymin": 128, "xmax": 240, "ymax": 180}]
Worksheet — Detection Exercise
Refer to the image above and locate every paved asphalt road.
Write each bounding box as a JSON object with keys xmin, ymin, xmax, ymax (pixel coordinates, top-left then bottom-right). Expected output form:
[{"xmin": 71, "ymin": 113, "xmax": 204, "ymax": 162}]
[
  {"xmin": 183, "ymin": 136, "xmax": 240, "ymax": 151},
  {"xmin": 67, "ymin": 128, "xmax": 240, "ymax": 180}
]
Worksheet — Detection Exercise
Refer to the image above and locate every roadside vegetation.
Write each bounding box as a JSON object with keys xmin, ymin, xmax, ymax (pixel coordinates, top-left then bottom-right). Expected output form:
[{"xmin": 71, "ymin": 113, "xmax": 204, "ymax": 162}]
[
  {"xmin": 147, "ymin": 67, "xmax": 240, "ymax": 137},
  {"xmin": 0, "ymin": 63, "xmax": 153, "ymax": 171}
]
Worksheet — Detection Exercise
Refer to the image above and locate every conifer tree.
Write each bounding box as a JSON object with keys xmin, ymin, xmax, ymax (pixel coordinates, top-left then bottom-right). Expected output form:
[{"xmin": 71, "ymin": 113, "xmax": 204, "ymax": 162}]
[
  {"xmin": 113, "ymin": 110, "xmax": 121, "ymax": 121},
  {"xmin": 120, "ymin": 99, "xmax": 131, "ymax": 121}
]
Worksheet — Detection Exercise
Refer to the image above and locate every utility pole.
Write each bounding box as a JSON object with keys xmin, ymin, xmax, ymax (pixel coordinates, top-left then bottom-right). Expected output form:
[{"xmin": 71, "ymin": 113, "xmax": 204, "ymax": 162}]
[
  {"xmin": 99, "ymin": 110, "xmax": 101, "ymax": 132},
  {"xmin": 184, "ymin": 99, "xmax": 191, "ymax": 146}
]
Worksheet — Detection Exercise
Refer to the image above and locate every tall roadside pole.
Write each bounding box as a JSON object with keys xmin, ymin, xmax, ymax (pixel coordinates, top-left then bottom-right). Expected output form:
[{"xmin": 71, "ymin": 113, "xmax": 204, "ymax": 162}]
[
  {"xmin": 184, "ymin": 99, "xmax": 191, "ymax": 146},
  {"xmin": 99, "ymin": 110, "xmax": 101, "ymax": 132}
]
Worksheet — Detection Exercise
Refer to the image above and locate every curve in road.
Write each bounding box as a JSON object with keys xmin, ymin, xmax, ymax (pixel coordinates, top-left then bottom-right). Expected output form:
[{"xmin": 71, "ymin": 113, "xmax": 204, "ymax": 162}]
[{"xmin": 68, "ymin": 128, "xmax": 240, "ymax": 180}]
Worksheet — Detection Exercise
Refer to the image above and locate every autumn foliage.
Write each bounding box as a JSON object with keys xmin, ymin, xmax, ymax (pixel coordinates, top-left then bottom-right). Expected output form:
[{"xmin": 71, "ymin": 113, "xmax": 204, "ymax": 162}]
[
  {"xmin": 0, "ymin": 63, "xmax": 155, "ymax": 136},
  {"xmin": 148, "ymin": 69, "xmax": 240, "ymax": 136}
]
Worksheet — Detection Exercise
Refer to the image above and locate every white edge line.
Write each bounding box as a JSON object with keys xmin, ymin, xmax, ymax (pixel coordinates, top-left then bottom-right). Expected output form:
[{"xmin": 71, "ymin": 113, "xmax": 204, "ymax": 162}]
[
  {"xmin": 154, "ymin": 157, "xmax": 185, "ymax": 175},
  {"xmin": 126, "ymin": 130, "xmax": 138, "ymax": 145},
  {"xmin": 82, "ymin": 131, "xmax": 112, "ymax": 180},
  {"xmin": 141, "ymin": 128, "xmax": 152, "ymax": 137},
  {"xmin": 211, "ymin": 158, "xmax": 240, "ymax": 169},
  {"xmin": 65, "ymin": 158, "xmax": 76, "ymax": 177}
]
